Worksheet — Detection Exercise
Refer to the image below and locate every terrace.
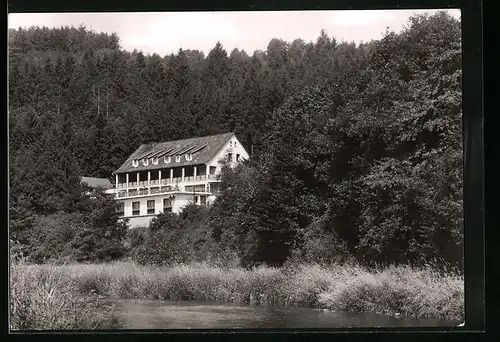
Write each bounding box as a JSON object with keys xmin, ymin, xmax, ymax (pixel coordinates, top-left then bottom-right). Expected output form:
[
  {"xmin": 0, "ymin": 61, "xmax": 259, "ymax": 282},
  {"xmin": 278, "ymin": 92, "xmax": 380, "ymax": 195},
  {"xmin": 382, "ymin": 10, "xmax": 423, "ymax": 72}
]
[
  {"xmin": 113, "ymin": 164, "xmax": 221, "ymax": 199},
  {"xmin": 114, "ymin": 185, "xmax": 214, "ymax": 199},
  {"xmin": 115, "ymin": 164, "xmax": 219, "ymax": 189}
]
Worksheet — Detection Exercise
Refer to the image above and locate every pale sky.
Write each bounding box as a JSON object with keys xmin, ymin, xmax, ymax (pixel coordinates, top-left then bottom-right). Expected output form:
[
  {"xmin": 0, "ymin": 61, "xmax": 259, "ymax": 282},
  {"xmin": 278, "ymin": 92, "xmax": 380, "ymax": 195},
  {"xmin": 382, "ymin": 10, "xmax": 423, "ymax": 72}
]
[{"xmin": 8, "ymin": 9, "xmax": 460, "ymax": 56}]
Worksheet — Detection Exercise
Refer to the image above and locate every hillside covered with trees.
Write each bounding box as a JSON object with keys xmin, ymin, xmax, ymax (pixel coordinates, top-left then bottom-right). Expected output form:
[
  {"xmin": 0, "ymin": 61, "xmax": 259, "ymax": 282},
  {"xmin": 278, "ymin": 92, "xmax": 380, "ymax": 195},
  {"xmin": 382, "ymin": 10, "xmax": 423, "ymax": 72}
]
[{"xmin": 9, "ymin": 12, "xmax": 463, "ymax": 269}]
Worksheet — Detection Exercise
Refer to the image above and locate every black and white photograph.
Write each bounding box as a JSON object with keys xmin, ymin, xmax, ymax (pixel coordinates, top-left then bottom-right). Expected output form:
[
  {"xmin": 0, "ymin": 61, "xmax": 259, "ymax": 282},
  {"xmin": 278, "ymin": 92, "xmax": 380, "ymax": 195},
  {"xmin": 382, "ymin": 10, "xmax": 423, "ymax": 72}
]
[{"xmin": 8, "ymin": 7, "xmax": 466, "ymax": 331}]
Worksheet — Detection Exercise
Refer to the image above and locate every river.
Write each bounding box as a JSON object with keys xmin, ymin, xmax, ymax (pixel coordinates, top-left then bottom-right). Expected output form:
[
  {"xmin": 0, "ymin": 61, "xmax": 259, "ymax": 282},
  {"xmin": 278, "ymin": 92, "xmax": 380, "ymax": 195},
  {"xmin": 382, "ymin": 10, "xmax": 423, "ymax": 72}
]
[{"xmin": 109, "ymin": 299, "xmax": 458, "ymax": 329}]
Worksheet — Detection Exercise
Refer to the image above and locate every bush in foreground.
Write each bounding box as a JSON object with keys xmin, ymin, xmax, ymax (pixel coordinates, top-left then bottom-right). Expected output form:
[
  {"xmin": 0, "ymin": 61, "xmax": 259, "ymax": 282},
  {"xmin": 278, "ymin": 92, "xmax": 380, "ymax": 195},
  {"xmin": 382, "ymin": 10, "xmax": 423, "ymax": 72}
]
[
  {"xmin": 317, "ymin": 264, "xmax": 464, "ymax": 320},
  {"xmin": 10, "ymin": 261, "xmax": 120, "ymax": 330}
]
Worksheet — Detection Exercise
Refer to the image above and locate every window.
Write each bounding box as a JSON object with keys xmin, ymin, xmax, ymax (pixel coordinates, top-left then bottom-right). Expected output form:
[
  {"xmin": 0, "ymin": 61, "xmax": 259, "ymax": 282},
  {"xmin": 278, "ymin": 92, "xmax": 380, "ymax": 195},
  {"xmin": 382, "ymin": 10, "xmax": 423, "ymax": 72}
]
[
  {"xmin": 236, "ymin": 154, "xmax": 240, "ymax": 162},
  {"xmin": 200, "ymin": 195, "xmax": 207, "ymax": 207},
  {"xmin": 164, "ymin": 156, "xmax": 171, "ymax": 163},
  {"xmin": 147, "ymin": 200, "xmax": 155, "ymax": 214},
  {"xmin": 194, "ymin": 185, "xmax": 205, "ymax": 193},
  {"xmin": 194, "ymin": 196, "xmax": 199, "ymax": 204},
  {"xmin": 132, "ymin": 160, "xmax": 139, "ymax": 167},
  {"xmin": 209, "ymin": 166, "xmax": 216, "ymax": 175},
  {"xmin": 142, "ymin": 158, "xmax": 149, "ymax": 166},
  {"xmin": 229, "ymin": 141, "xmax": 233, "ymax": 147},
  {"xmin": 185, "ymin": 153, "xmax": 192, "ymax": 161},
  {"xmin": 163, "ymin": 198, "xmax": 172, "ymax": 212},
  {"xmin": 175, "ymin": 155, "xmax": 181, "ymax": 162},
  {"xmin": 132, "ymin": 201, "xmax": 140, "ymax": 216},
  {"xmin": 227, "ymin": 153, "xmax": 233, "ymax": 161},
  {"xmin": 234, "ymin": 141, "xmax": 237, "ymax": 147},
  {"xmin": 152, "ymin": 157, "xmax": 158, "ymax": 165},
  {"xmin": 117, "ymin": 202, "xmax": 124, "ymax": 216}
]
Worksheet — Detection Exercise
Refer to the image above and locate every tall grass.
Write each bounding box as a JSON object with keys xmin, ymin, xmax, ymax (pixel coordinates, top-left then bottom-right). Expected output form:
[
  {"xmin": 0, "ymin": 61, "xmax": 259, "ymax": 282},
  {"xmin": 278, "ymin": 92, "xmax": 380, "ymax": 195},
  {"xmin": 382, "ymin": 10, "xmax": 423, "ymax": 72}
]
[
  {"xmin": 10, "ymin": 261, "xmax": 120, "ymax": 330},
  {"xmin": 317, "ymin": 264, "xmax": 464, "ymax": 320},
  {"xmin": 10, "ymin": 261, "xmax": 464, "ymax": 330}
]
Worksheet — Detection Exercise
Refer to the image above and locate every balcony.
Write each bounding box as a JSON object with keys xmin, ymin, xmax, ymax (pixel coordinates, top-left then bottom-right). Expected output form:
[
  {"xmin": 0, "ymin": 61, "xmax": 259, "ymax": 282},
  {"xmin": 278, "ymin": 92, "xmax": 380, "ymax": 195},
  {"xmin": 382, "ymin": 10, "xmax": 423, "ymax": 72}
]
[
  {"xmin": 114, "ymin": 184, "xmax": 213, "ymax": 199},
  {"xmin": 116, "ymin": 174, "xmax": 219, "ymax": 189},
  {"xmin": 184, "ymin": 174, "xmax": 219, "ymax": 182}
]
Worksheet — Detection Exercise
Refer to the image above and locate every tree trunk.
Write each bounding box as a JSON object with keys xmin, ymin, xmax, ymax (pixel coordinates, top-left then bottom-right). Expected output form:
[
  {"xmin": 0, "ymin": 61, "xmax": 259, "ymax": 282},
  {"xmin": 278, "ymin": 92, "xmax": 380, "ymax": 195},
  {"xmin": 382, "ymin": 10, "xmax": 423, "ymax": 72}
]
[
  {"xmin": 58, "ymin": 83, "xmax": 61, "ymax": 116},
  {"xmin": 97, "ymin": 87, "xmax": 100, "ymax": 117},
  {"xmin": 106, "ymin": 87, "xmax": 109, "ymax": 118}
]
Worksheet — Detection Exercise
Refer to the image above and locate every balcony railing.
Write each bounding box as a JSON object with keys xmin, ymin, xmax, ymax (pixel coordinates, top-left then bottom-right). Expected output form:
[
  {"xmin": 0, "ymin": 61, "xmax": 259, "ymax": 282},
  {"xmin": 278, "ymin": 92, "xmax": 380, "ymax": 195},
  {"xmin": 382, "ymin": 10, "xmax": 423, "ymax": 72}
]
[
  {"xmin": 114, "ymin": 185, "xmax": 212, "ymax": 199},
  {"xmin": 151, "ymin": 186, "xmax": 172, "ymax": 194},
  {"xmin": 116, "ymin": 174, "xmax": 219, "ymax": 189}
]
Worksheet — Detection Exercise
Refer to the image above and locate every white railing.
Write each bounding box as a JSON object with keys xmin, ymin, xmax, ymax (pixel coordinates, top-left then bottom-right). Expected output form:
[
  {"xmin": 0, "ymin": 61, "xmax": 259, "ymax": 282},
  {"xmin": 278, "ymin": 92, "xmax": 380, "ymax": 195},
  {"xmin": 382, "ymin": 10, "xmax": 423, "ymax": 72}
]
[
  {"xmin": 116, "ymin": 174, "xmax": 219, "ymax": 189},
  {"xmin": 115, "ymin": 187, "xmax": 172, "ymax": 199},
  {"xmin": 114, "ymin": 185, "xmax": 214, "ymax": 199}
]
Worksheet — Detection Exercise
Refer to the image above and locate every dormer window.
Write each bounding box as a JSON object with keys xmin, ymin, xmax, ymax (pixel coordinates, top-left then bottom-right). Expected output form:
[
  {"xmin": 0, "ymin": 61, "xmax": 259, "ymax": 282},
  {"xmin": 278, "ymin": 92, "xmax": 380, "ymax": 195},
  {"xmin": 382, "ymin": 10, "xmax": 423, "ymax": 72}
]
[
  {"xmin": 152, "ymin": 157, "xmax": 158, "ymax": 165},
  {"xmin": 175, "ymin": 155, "xmax": 181, "ymax": 162},
  {"xmin": 132, "ymin": 160, "xmax": 139, "ymax": 167},
  {"xmin": 142, "ymin": 158, "xmax": 149, "ymax": 166},
  {"xmin": 185, "ymin": 153, "xmax": 193, "ymax": 161},
  {"xmin": 164, "ymin": 156, "xmax": 171, "ymax": 163}
]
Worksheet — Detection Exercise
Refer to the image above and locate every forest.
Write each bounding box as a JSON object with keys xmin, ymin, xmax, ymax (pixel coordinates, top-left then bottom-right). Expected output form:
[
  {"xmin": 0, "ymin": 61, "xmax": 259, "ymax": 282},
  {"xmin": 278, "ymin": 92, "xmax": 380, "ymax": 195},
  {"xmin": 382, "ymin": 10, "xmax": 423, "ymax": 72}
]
[{"xmin": 9, "ymin": 11, "xmax": 463, "ymax": 270}]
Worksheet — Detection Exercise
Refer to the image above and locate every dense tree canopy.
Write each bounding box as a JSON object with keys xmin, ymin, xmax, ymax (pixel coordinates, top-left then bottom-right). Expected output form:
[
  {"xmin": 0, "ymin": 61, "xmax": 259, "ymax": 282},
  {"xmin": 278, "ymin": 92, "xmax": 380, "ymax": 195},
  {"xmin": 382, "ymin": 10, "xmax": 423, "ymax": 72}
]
[
  {"xmin": 9, "ymin": 12, "xmax": 463, "ymax": 267},
  {"xmin": 204, "ymin": 11, "xmax": 463, "ymax": 267}
]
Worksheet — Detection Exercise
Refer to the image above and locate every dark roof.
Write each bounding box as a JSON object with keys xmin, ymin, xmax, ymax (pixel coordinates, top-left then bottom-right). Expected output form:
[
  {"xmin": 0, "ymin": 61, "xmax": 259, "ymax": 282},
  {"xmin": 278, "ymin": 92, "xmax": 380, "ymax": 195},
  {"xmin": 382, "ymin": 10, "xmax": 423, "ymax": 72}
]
[
  {"xmin": 113, "ymin": 132, "xmax": 235, "ymax": 174},
  {"xmin": 80, "ymin": 177, "xmax": 113, "ymax": 189}
]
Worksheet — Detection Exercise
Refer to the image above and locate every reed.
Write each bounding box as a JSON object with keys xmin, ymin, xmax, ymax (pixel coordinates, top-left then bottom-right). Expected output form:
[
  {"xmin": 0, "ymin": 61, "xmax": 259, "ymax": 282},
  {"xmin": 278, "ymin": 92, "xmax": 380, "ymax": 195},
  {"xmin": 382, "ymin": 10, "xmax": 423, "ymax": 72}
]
[
  {"xmin": 317, "ymin": 264, "xmax": 464, "ymax": 320},
  {"xmin": 10, "ymin": 260, "xmax": 464, "ymax": 330},
  {"xmin": 10, "ymin": 261, "xmax": 120, "ymax": 330}
]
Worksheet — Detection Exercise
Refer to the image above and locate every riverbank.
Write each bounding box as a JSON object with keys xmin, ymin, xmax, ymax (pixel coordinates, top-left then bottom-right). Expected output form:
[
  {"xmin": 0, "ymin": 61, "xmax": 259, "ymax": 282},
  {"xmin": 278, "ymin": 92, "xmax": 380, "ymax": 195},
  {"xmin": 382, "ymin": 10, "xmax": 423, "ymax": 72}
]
[
  {"xmin": 10, "ymin": 261, "xmax": 463, "ymax": 330},
  {"xmin": 10, "ymin": 262, "xmax": 120, "ymax": 330}
]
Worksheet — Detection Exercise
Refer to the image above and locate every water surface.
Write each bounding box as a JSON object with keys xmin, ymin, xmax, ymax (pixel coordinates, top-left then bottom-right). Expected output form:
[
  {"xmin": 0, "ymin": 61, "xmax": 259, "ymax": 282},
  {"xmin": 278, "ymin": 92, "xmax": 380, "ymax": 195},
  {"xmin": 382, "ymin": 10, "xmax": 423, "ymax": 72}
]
[{"xmin": 110, "ymin": 299, "xmax": 458, "ymax": 329}]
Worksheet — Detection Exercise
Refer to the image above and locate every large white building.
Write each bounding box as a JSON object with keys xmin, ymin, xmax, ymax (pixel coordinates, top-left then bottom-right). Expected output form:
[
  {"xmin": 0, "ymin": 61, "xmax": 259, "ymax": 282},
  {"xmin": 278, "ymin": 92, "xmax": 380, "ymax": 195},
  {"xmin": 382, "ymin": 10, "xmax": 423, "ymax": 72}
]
[{"xmin": 111, "ymin": 132, "xmax": 249, "ymax": 228}]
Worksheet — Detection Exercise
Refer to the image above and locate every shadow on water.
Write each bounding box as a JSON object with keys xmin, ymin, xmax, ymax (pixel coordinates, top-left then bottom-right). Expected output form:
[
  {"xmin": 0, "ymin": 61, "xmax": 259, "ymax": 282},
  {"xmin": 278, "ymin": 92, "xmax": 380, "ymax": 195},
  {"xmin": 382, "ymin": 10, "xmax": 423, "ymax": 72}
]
[{"xmin": 109, "ymin": 299, "xmax": 459, "ymax": 329}]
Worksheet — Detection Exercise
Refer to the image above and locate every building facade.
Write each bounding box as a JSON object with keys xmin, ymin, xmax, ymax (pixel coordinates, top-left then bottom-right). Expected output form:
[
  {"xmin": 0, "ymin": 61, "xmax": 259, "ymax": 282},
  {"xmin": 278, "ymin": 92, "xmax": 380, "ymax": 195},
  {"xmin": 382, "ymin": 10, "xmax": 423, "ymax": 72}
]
[{"xmin": 111, "ymin": 132, "xmax": 249, "ymax": 228}]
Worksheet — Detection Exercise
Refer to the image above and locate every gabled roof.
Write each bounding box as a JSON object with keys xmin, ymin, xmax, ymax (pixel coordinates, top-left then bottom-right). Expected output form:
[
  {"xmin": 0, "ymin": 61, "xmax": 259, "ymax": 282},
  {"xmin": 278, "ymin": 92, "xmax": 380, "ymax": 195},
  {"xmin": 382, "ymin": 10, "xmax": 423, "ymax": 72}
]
[
  {"xmin": 80, "ymin": 177, "xmax": 113, "ymax": 189},
  {"xmin": 113, "ymin": 132, "xmax": 235, "ymax": 174}
]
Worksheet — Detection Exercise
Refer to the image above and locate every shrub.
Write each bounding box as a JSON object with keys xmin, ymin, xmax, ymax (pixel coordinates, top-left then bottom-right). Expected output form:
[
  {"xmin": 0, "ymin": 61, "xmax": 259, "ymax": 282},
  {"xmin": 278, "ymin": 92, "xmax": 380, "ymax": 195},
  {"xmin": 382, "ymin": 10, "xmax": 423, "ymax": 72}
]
[
  {"xmin": 70, "ymin": 191, "xmax": 129, "ymax": 263},
  {"xmin": 19, "ymin": 212, "xmax": 89, "ymax": 263},
  {"xmin": 134, "ymin": 205, "xmax": 211, "ymax": 266},
  {"xmin": 10, "ymin": 189, "xmax": 128, "ymax": 264}
]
